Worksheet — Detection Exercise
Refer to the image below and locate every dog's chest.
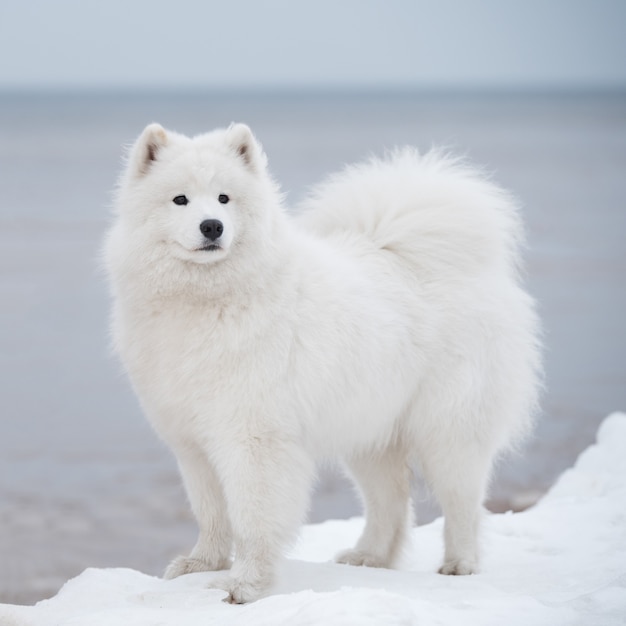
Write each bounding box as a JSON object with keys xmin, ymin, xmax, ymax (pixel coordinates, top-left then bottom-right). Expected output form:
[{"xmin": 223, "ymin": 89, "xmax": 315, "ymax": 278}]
[
  {"xmin": 126, "ymin": 306, "xmax": 235, "ymax": 378},
  {"xmin": 118, "ymin": 301, "xmax": 288, "ymax": 432}
]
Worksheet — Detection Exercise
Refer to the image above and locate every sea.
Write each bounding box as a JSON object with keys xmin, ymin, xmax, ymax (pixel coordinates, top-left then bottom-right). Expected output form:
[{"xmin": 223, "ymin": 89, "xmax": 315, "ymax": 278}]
[{"xmin": 1, "ymin": 90, "xmax": 625, "ymax": 603}]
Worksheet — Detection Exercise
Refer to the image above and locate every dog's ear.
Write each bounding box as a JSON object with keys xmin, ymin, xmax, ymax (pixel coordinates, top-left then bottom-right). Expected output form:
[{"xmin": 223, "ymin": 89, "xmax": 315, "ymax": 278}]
[
  {"xmin": 225, "ymin": 123, "xmax": 266, "ymax": 172},
  {"xmin": 128, "ymin": 123, "xmax": 169, "ymax": 177}
]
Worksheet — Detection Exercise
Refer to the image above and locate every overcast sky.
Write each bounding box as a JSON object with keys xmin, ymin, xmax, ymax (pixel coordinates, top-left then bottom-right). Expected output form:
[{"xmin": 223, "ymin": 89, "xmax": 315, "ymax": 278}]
[{"xmin": 0, "ymin": 0, "xmax": 624, "ymax": 90}]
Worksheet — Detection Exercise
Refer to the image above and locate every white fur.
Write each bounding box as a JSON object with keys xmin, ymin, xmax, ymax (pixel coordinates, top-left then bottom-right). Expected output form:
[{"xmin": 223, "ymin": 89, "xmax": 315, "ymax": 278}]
[{"xmin": 103, "ymin": 123, "xmax": 541, "ymax": 603}]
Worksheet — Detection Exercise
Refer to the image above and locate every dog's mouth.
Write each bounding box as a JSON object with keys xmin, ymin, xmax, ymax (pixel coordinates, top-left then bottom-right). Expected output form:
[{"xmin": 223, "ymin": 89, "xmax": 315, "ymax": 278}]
[{"xmin": 171, "ymin": 240, "xmax": 228, "ymax": 264}]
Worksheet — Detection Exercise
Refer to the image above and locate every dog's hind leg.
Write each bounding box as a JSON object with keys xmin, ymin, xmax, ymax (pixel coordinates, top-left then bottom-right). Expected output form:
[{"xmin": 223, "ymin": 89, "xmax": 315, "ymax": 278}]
[
  {"xmin": 419, "ymin": 437, "xmax": 493, "ymax": 576},
  {"xmin": 336, "ymin": 443, "xmax": 413, "ymax": 568},
  {"xmin": 164, "ymin": 443, "xmax": 233, "ymax": 579}
]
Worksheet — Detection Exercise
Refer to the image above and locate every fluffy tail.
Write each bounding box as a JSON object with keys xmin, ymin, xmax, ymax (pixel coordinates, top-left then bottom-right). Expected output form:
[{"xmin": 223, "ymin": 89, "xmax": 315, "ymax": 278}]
[{"xmin": 296, "ymin": 148, "xmax": 524, "ymax": 280}]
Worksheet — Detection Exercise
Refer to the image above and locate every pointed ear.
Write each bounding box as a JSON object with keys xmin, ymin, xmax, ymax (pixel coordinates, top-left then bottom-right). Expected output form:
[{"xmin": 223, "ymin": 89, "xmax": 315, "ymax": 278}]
[
  {"xmin": 128, "ymin": 123, "xmax": 169, "ymax": 177},
  {"xmin": 225, "ymin": 123, "xmax": 266, "ymax": 172}
]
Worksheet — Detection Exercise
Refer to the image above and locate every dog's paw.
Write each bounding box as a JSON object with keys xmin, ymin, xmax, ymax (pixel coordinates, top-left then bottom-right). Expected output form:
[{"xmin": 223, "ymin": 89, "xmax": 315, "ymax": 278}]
[
  {"xmin": 163, "ymin": 555, "xmax": 231, "ymax": 579},
  {"xmin": 335, "ymin": 548, "xmax": 390, "ymax": 568},
  {"xmin": 207, "ymin": 574, "xmax": 266, "ymax": 604},
  {"xmin": 438, "ymin": 559, "xmax": 478, "ymax": 576}
]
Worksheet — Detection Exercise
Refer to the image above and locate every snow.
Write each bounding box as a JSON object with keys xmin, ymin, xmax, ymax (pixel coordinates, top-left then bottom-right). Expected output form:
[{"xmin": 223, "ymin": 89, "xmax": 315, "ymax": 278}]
[{"xmin": 3, "ymin": 413, "xmax": 626, "ymax": 626}]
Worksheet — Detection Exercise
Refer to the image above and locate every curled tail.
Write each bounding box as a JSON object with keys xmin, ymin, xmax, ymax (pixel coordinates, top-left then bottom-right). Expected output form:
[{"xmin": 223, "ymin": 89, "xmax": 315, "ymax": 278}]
[{"xmin": 296, "ymin": 148, "xmax": 524, "ymax": 280}]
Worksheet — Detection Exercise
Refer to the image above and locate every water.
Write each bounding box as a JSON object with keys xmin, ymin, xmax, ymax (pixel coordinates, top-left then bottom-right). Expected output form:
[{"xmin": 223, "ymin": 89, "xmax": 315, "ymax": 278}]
[{"xmin": 1, "ymin": 91, "xmax": 625, "ymax": 603}]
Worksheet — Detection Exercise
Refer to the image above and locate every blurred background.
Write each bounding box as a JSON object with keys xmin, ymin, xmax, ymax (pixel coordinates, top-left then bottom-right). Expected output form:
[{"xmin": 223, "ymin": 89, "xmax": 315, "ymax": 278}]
[{"xmin": 1, "ymin": 0, "xmax": 624, "ymax": 605}]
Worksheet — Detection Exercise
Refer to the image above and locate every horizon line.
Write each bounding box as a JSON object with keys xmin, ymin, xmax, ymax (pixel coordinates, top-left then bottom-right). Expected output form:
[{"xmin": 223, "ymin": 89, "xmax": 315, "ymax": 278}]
[{"xmin": 1, "ymin": 84, "xmax": 626, "ymax": 98}]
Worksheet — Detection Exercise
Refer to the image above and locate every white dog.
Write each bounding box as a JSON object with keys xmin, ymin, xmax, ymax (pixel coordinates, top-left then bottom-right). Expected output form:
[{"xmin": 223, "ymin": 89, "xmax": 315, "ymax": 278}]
[{"xmin": 104, "ymin": 123, "xmax": 541, "ymax": 603}]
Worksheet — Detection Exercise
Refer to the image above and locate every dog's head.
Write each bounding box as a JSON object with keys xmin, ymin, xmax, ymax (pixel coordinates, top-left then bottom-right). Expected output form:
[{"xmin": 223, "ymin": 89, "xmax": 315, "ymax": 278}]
[{"xmin": 114, "ymin": 123, "xmax": 278, "ymax": 267}]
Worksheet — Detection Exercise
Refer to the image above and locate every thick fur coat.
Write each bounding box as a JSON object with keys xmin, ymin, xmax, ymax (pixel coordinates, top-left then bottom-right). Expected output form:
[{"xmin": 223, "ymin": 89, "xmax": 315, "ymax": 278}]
[{"xmin": 103, "ymin": 123, "xmax": 541, "ymax": 603}]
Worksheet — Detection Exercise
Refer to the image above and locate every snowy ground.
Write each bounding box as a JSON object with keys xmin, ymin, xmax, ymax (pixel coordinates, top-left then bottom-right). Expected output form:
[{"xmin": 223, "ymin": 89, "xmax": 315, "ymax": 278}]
[{"xmin": 2, "ymin": 413, "xmax": 625, "ymax": 626}]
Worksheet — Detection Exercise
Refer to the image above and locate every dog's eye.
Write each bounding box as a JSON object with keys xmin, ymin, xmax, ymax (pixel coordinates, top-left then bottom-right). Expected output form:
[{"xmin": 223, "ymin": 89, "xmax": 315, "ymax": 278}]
[
  {"xmin": 218, "ymin": 194, "xmax": 230, "ymax": 204},
  {"xmin": 172, "ymin": 195, "xmax": 189, "ymax": 206}
]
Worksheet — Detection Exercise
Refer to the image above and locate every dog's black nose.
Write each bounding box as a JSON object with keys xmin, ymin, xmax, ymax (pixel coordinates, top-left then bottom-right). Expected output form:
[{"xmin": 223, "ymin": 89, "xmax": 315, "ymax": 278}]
[{"xmin": 199, "ymin": 219, "xmax": 224, "ymax": 241}]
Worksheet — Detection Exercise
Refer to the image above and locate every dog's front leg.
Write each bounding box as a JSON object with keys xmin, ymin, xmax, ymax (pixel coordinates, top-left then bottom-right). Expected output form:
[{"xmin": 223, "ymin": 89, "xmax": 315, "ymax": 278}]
[
  {"xmin": 163, "ymin": 442, "xmax": 233, "ymax": 578},
  {"xmin": 208, "ymin": 432, "xmax": 314, "ymax": 603}
]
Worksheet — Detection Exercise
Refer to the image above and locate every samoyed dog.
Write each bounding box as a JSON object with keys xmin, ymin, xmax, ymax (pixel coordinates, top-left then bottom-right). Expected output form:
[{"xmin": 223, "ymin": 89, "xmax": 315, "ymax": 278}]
[{"xmin": 104, "ymin": 122, "xmax": 541, "ymax": 603}]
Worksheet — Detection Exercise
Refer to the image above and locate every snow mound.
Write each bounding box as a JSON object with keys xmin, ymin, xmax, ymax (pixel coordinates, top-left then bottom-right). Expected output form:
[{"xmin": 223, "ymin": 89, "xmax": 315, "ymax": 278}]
[{"xmin": 3, "ymin": 413, "xmax": 626, "ymax": 626}]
